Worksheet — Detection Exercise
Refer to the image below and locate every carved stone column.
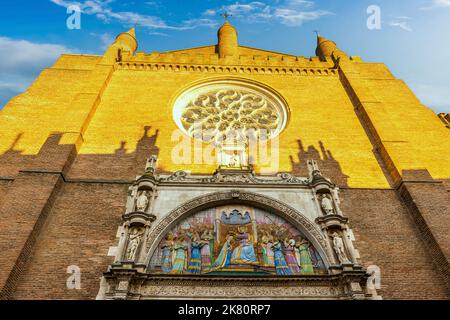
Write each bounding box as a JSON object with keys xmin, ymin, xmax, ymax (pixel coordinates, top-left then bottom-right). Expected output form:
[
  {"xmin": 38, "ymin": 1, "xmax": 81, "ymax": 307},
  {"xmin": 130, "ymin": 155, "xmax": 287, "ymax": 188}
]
[
  {"xmin": 114, "ymin": 226, "xmax": 128, "ymax": 263},
  {"xmin": 342, "ymin": 228, "xmax": 359, "ymax": 265}
]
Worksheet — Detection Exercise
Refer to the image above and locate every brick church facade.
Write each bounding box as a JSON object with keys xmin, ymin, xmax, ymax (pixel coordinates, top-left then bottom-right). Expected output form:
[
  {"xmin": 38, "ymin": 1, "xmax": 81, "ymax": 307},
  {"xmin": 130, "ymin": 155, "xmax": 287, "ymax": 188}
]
[{"xmin": 0, "ymin": 21, "xmax": 449, "ymax": 299}]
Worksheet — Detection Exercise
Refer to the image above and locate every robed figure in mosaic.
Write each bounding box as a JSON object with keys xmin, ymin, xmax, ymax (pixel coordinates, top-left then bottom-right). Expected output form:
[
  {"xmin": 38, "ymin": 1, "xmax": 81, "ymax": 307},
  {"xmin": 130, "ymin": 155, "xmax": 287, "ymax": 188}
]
[
  {"xmin": 160, "ymin": 232, "xmax": 174, "ymax": 273},
  {"xmin": 296, "ymin": 238, "xmax": 314, "ymax": 274},
  {"xmin": 230, "ymin": 226, "xmax": 258, "ymax": 265},
  {"xmin": 149, "ymin": 206, "xmax": 325, "ymax": 276},
  {"xmin": 170, "ymin": 235, "xmax": 188, "ymax": 274},
  {"xmin": 284, "ymin": 239, "xmax": 301, "ymax": 274},
  {"xmin": 260, "ymin": 230, "xmax": 275, "ymax": 267},
  {"xmin": 187, "ymin": 232, "xmax": 202, "ymax": 273},
  {"xmin": 200, "ymin": 226, "xmax": 214, "ymax": 269},
  {"xmin": 211, "ymin": 234, "xmax": 234, "ymax": 270},
  {"xmin": 273, "ymin": 241, "xmax": 293, "ymax": 275}
]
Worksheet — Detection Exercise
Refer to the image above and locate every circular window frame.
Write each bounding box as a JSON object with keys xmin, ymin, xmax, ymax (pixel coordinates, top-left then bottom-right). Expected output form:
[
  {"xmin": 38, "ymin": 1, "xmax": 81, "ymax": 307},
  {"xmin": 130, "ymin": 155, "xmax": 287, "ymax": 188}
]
[{"xmin": 172, "ymin": 79, "xmax": 290, "ymax": 142}]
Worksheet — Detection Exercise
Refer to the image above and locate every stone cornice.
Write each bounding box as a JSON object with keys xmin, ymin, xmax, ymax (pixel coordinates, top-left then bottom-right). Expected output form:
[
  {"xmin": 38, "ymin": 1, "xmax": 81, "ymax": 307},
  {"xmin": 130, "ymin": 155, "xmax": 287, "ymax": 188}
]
[
  {"xmin": 152, "ymin": 170, "xmax": 310, "ymax": 187},
  {"xmin": 116, "ymin": 61, "xmax": 339, "ymax": 77},
  {"xmin": 101, "ymin": 267, "xmax": 369, "ymax": 300}
]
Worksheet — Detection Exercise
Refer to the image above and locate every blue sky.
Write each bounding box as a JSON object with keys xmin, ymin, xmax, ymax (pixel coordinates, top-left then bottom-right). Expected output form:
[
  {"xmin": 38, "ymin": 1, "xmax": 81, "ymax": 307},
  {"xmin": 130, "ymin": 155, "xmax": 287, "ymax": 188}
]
[{"xmin": 0, "ymin": 0, "xmax": 449, "ymax": 113}]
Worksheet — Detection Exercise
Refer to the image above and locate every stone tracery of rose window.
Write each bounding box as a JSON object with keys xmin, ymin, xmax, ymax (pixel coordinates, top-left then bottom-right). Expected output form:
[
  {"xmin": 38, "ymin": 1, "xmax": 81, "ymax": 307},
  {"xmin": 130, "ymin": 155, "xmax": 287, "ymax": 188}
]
[
  {"xmin": 173, "ymin": 81, "xmax": 288, "ymax": 145},
  {"xmin": 182, "ymin": 89, "xmax": 279, "ymax": 143}
]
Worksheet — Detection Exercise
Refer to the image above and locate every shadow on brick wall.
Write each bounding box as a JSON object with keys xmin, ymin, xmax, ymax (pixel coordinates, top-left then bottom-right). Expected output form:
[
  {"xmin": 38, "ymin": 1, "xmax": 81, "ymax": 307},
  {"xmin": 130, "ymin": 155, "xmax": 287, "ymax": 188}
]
[
  {"xmin": 0, "ymin": 126, "xmax": 160, "ymax": 180},
  {"xmin": 0, "ymin": 132, "xmax": 77, "ymax": 176},
  {"xmin": 70, "ymin": 126, "xmax": 160, "ymax": 179},
  {"xmin": 289, "ymin": 139, "xmax": 349, "ymax": 187},
  {"xmin": 1, "ymin": 132, "xmax": 351, "ymax": 186}
]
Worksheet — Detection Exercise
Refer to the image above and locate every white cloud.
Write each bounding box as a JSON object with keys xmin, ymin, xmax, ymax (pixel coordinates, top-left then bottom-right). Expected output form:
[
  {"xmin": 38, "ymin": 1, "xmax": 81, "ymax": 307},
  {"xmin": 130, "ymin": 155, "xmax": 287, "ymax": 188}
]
[
  {"xmin": 182, "ymin": 19, "xmax": 218, "ymax": 29},
  {"xmin": 285, "ymin": 0, "xmax": 315, "ymax": 8},
  {"xmin": 274, "ymin": 8, "xmax": 331, "ymax": 26},
  {"xmin": 420, "ymin": 0, "xmax": 450, "ymax": 10},
  {"xmin": 0, "ymin": 37, "xmax": 74, "ymax": 109},
  {"xmin": 222, "ymin": 2, "xmax": 268, "ymax": 16},
  {"xmin": 50, "ymin": 0, "xmax": 217, "ymax": 30},
  {"xmin": 203, "ymin": 9, "xmax": 217, "ymax": 17},
  {"xmin": 0, "ymin": 37, "xmax": 73, "ymax": 75},
  {"xmin": 388, "ymin": 16, "xmax": 412, "ymax": 32},
  {"xmin": 205, "ymin": 0, "xmax": 332, "ymax": 26},
  {"xmin": 432, "ymin": 0, "xmax": 450, "ymax": 7},
  {"xmin": 147, "ymin": 31, "xmax": 169, "ymax": 37},
  {"xmin": 144, "ymin": 1, "xmax": 162, "ymax": 9},
  {"xmin": 389, "ymin": 21, "xmax": 412, "ymax": 32}
]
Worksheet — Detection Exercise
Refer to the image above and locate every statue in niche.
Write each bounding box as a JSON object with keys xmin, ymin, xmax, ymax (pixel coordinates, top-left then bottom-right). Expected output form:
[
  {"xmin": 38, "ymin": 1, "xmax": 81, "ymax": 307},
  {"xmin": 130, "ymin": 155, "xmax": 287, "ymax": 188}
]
[
  {"xmin": 331, "ymin": 232, "xmax": 350, "ymax": 264},
  {"xmin": 127, "ymin": 186, "xmax": 136, "ymax": 198},
  {"xmin": 126, "ymin": 186, "xmax": 137, "ymax": 211},
  {"xmin": 320, "ymin": 194, "xmax": 335, "ymax": 215},
  {"xmin": 126, "ymin": 228, "xmax": 143, "ymax": 261},
  {"xmin": 228, "ymin": 152, "xmax": 241, "ymax": 168},
  {"xmin": 135, "ymin": 190, "xmax": 149, "ymax": 212}
]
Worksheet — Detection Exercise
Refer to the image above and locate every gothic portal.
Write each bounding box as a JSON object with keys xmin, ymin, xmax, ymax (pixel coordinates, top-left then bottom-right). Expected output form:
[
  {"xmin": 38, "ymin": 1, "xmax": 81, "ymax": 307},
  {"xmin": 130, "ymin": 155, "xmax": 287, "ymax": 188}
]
[
  {"xmin": 0, "ymin": 20, "xmax": 449, "ymax": 300},
  {"xmin": 98, "ymin": 165, "xmax": 367, "ymax": 300}
]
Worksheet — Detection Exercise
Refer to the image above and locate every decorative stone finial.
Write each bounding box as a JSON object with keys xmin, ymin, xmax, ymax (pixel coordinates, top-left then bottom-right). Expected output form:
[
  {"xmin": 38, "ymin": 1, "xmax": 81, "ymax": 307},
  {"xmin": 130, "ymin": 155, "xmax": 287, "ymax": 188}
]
[
  {"xmin": 145, "ymin": 155, "xmax": 158, "ymax": 174},
  {"xmin": 221, "ymin": 11, "xmax": 232, "ymax": 21}
]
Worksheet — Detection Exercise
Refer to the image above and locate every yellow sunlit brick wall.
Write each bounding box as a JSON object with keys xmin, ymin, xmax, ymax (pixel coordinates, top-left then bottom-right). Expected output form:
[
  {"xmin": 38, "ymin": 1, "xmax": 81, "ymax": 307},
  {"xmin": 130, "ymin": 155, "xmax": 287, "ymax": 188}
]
[
  {"xmin": 346, "ymin": 62, "xmax": 450, "ymax": 181},
  {"xmin": 0, "ymin": 55, "xmax": 100, "ymax": 155},
  {"xmin": 74, "ymin": 64, "xmax": 388, "ymax": 188},
  {"xmin": 1, "ymin": 43, "xmax": 449, "ymax": 189}
]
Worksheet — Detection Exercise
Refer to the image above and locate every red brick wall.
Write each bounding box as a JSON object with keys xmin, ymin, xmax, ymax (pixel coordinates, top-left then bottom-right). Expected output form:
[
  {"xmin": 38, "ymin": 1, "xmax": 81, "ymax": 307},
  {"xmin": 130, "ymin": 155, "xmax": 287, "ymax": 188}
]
[
  {"xmin": 4, "ymin": 182, "xmax": 447, "ymax": 299},
  {"xmin": 0, "ymin": 134, "xmax": 448, "ymax": 299},
  {"xmin": 0, "ymin": 172, "xmax": 62, "ymax": 299},
  {"xmin": 341, "ymin": 188, "xmax": 449, "ymax": 299},
  {"xmin": 0, "ymin": 180, "xmax": 12, "ymax": 207},
  {"xmin": 398, "ymin": 171, "xmax": 450, "ymax": 292},
  {"xmin": 11, "ymin": 182, "xmax": 127, "ymax": 299}
]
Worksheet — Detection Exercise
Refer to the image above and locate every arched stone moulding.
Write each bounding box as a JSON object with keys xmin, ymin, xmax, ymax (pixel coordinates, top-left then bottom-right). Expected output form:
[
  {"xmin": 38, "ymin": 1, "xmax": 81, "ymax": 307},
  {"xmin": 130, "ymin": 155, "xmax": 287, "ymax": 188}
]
[{"xmin": 144, "ymin": 190, "xmax": 332, "ymax": 270}]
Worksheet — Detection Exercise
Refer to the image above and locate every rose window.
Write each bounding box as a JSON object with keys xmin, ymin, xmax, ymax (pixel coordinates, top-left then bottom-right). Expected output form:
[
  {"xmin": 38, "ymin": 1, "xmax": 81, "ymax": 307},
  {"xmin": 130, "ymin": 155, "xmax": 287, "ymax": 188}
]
[{"xmin": 173, "ymin": 80, "xmax": 289, "ymax": 145}]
